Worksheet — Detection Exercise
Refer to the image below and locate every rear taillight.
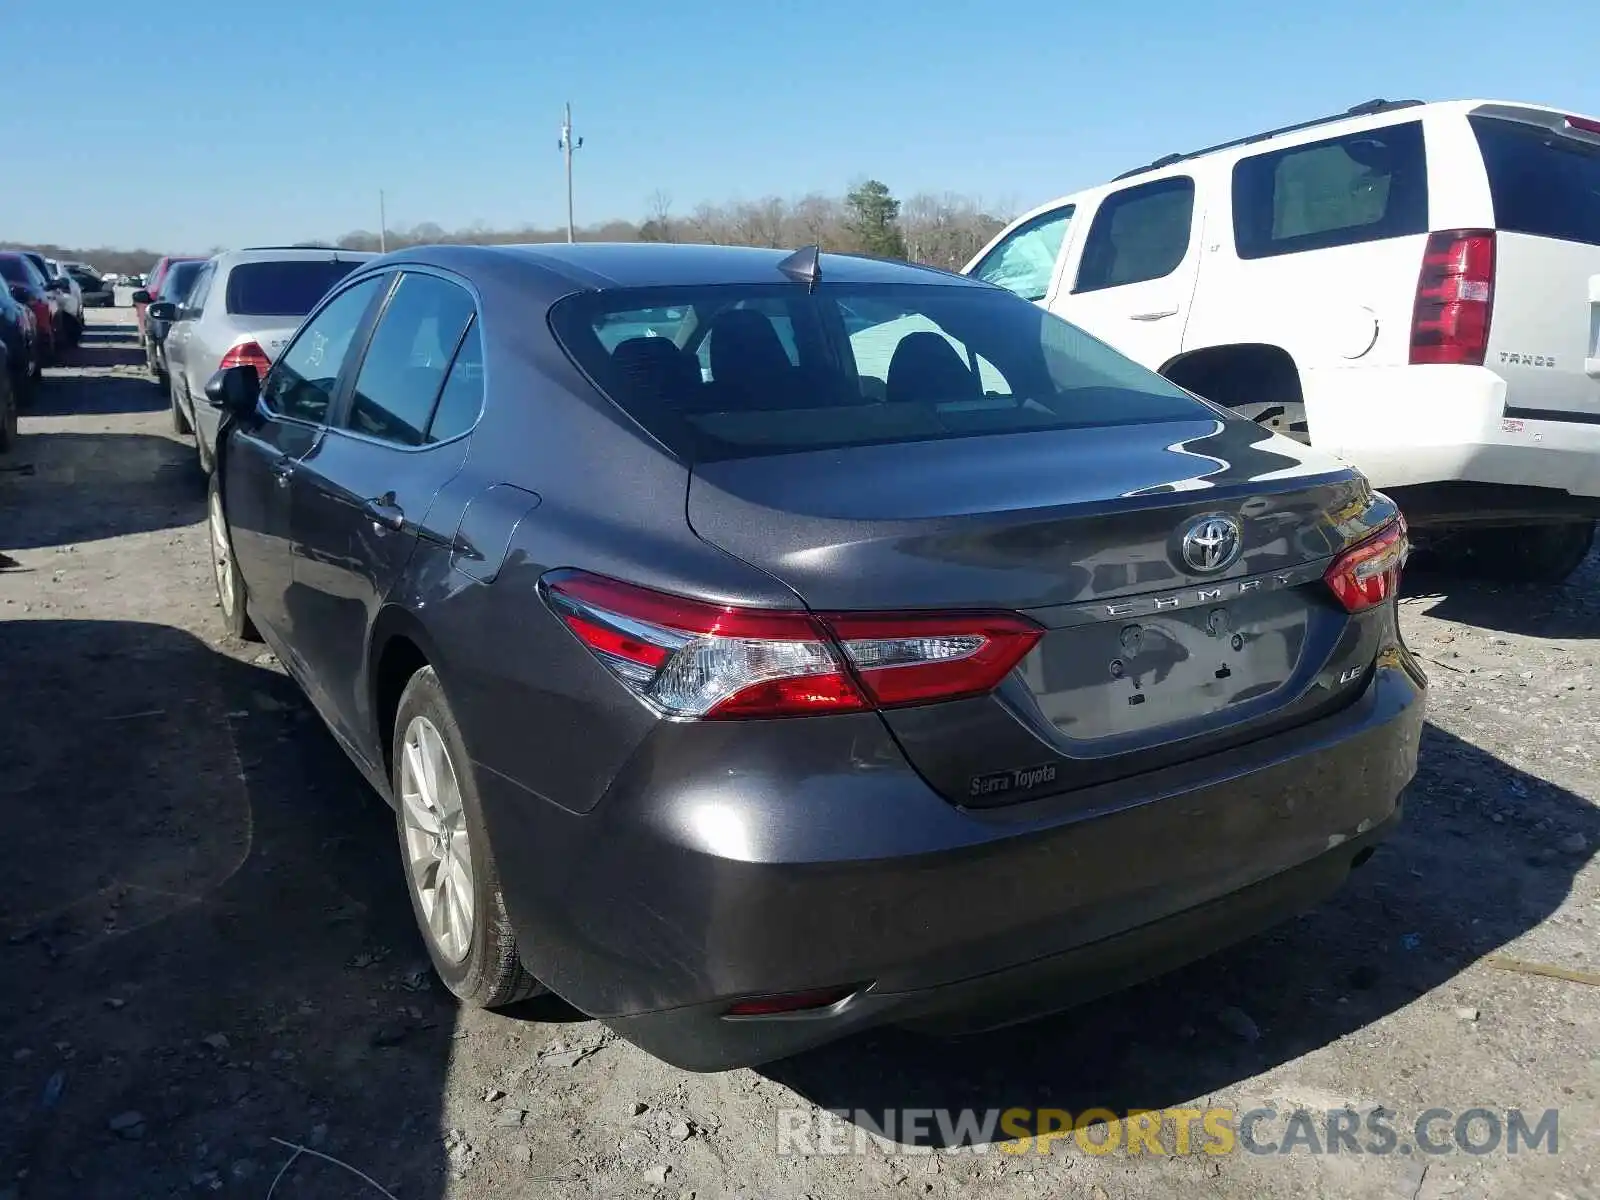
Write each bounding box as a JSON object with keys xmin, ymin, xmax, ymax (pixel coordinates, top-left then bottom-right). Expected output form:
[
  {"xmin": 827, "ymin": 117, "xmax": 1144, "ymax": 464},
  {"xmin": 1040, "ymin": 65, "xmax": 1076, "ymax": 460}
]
[
  {"xmin": 1325, "ymin": 517, "xmax": 1409, "ymax": 613},
  {"xmin": 219, "ymin": 339, "xmax": 272, "ymax": 378},
  {"xmin": 1409, "ymin": 229, "xmax": 1495, "ymax": 366},
  {"xmin": 541, "ymin": 570, "xmax": 1043, "ymax": 720}
]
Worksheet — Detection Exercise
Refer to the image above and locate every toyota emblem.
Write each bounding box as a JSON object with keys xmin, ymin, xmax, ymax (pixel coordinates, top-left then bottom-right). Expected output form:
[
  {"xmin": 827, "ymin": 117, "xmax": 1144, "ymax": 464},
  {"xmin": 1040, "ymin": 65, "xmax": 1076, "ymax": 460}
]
[{"xmin": 1180, "ymin": 514, "xmax": 1242, "ymax": 573}]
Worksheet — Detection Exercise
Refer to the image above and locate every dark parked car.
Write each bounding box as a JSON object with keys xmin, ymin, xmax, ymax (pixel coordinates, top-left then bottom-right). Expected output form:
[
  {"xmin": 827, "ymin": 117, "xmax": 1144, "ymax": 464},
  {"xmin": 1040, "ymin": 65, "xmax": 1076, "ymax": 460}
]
[
  {"xmin": 67, "ymin": 264, "xmax": 115, "ymax": 307},
  {"xmin": 0, "ymin": 252, "xmax": 59, "ymax": 368},
  {"xmin": 142, "ymin": 257, "xmax": 206, "ymax": 384},
  {"xmin": 0, "ymin": 274, "xmax": 39, "ymax": 404},
  {"xmin": 201, "ymin": 243, "xmax": 1424, "ymax": 1071}
]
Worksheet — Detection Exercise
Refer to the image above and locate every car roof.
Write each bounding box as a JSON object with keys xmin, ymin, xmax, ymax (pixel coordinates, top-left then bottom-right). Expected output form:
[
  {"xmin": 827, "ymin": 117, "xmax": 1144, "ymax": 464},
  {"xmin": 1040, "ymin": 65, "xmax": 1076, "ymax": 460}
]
[
  {"xmin": 1001, "ymin": 97, "xmax": 1592, "ymax": 227},
  {"xmin": 212, "ymin": 247, "xmax": 379, "ymax": 269},
  {"xmin": 371, "ymin": 242, "xmax": 985, "ymax": 292}
]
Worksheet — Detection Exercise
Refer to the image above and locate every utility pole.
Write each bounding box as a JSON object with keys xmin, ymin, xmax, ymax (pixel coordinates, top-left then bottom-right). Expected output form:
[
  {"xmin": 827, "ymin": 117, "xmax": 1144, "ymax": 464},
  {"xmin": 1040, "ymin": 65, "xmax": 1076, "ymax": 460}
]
[
  {"xmin": 558, "ymin": 102, "xmax": 583, "ymax": 243},
  {"xmin": 378, "ymin": 190, "xmax": 388, "ymax": 253}
]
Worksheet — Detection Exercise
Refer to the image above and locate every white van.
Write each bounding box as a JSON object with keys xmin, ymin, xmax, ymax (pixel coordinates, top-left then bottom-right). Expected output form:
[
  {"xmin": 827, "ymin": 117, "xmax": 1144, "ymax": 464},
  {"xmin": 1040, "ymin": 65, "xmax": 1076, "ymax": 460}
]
[{"xmin": 966, "ymin": 99, "xmax": 1600, "ymax": 582}]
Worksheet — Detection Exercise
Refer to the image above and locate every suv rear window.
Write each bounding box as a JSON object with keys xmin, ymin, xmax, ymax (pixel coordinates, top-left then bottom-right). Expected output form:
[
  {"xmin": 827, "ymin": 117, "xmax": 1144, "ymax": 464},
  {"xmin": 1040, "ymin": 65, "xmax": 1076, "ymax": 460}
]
[
  {"xmin": 1232, "ymin": 121, "xmax": 1428, "ymax": 259},
  {"xmin": 1470, "ymin": 115, "xmax": 1600, "ymax": 248},
  {"xmin": 550, "ymin": 282, "xmax": 1210, "ymax": 462},
  {"xmin": 226, "ymin": 259, "xmax": 362, "ymax": 317}
]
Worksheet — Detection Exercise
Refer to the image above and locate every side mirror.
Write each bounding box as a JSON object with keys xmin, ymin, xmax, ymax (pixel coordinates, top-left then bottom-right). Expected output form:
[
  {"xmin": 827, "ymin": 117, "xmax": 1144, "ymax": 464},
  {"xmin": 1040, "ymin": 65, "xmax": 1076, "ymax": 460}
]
[
  {"xmin": 131, "ymin": 290, "xmax": 151, "ymax": 305},
  {"xmin": 146, "ymin": 301, "xmax": 178, "ymax": 322},
  {"xmin": 204, "ymin": 365, "xmax": 261, "ymax": 418}
]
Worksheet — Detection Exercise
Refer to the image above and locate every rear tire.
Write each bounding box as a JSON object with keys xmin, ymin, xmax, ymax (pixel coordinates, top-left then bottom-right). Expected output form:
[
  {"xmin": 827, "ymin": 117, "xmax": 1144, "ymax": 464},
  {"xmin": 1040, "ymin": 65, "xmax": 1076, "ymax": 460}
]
[
  {"xmin": 170, "ymin": 372, "xmax": 192, "ymax": 435},
  {"xmin": 392, "ymin": 666, "xmax": 544, "ymax": 1009},
  {"xmin": 0, "ymin": 370, "xmax": 17, "ymax": 454},
  {"xmin": 208, "ymin": 474, "xmax": 259, "ymax": 641},
  {"xmin": 1438, "ymin": 521, "xmax": 1596, "ymax": 584}
]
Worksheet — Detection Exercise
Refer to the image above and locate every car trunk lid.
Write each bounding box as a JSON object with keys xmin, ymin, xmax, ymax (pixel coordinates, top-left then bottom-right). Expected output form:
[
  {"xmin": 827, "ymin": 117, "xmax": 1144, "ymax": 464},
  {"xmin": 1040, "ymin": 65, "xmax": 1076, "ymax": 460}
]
[{"xmin": 688, "ymin": 418, "xmax": 1394, "ymax": 805}]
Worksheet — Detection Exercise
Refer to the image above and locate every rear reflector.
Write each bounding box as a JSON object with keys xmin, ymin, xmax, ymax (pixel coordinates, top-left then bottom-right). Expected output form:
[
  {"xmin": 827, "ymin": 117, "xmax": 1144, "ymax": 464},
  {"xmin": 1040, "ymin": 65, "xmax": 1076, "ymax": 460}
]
[
  {"xmin": 724, "ymin": 986, "xmax": 855, "ymax": 1017},
  {"xmin": 1409, "ymin": 229, "xmax": 1495, "ymax": 366},
  {"xmin": 219, "ymin": 338, "xmax": 272, "ymax": 378},
  {"xmin": 541, "ymin": 570, "xmax": 1042, "ymax": 720},
  {"xmin": 1325, "ymin": 517, "xmax": 1408, "ymax": 612}
]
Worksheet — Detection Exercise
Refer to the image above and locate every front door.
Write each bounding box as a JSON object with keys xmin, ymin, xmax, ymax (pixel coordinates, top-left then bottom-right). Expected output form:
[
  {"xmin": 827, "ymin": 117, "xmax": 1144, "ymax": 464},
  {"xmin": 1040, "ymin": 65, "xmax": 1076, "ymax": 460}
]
[
  {"xmin": 286, "ymin": 270, "xmax": 481, "ymax": 758},
  {"xmin": 1051, "ymin": 174, "xmax": 1204, "ymax": 372},
  {"xmin": 228, "ymin": 274, "xmax": 389, "ymax": 654}
]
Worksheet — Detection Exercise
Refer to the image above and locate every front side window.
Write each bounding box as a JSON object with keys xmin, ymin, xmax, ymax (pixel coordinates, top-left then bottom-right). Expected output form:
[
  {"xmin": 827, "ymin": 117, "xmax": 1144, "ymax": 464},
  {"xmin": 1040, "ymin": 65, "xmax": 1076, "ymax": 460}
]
[
  {"xmin": 550, "ymin": 282, "xmax": 1209, "ymax": 462},
  {"xmin": 1232, "ymin": 121, "xmax": 1428, "ymax": 259},
  {"xmin": 968, "ymin": 206, "xmax": 1074, "ymax": 302},
  {"xmin": 1073, "ymin": 177, "xmax": 1196, "ymax": 293},
  {"xmin": 344, "ymin": 273, "xmax": 476, "ymax": 445},
  {"xmin": 261, "ymin": 275, "xmax": 386, "ymax": 424}
]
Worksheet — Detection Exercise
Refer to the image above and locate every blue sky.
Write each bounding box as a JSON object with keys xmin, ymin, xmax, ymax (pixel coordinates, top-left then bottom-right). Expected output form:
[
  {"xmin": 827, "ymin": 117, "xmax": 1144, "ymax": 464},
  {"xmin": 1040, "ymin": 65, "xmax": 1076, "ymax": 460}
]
[{"xmin": 6, "ymin": 0, "xmax": 1598, "ymax": 251}]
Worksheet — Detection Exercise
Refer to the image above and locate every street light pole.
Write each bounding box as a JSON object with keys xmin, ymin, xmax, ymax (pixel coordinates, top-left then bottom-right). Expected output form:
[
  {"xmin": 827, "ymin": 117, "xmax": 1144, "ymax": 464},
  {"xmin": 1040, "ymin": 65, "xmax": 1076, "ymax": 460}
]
[{"xmin": 559, "ymin": 102, "xmax": 583, "ymax": 243}]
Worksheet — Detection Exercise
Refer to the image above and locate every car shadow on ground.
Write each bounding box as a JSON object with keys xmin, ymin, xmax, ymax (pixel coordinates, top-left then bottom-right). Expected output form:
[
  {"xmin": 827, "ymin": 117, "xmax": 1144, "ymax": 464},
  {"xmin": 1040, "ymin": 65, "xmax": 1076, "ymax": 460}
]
[
  {"xmin": 0, "ymin": 620, "xmax": 454, "ymax": 1200},
  {"xmin": 1401, "ymin": 551, "xmax": 1600, "ymax": 640},
  {"xmin": 0, "ymin": 431, "xmax": 200, "ymax": 550},
  {"xmin": 29, "ymin": 367, "xmax": 166, "ymax": 418},
  {"xmin": 761, "ymin": 721, "xmax": 1597, "ymax": 1146}
]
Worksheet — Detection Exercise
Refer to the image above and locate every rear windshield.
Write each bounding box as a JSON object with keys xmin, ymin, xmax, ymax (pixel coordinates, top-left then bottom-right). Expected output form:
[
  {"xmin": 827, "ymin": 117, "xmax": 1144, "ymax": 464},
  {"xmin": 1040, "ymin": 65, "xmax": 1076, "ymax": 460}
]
[
  {"xmin": 1471, "ymin": 115, "xmax": 1600, "ymax": 248},
  {"xmin": 160, "ymin": 260, "xmax": 203, "ymax": 300},
  {"xmin": 225, "ymin": 259, "xmax": 361, "ymax": 317},
  {"xmin": 550, "ymin": 282, "xmax": 1211, "ymax": 461}
]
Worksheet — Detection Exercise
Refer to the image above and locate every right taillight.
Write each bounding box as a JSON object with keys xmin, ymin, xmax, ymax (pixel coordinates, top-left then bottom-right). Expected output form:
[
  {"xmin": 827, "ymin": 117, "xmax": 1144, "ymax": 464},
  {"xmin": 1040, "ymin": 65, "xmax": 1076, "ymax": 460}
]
[
  {"xmin": 1325, "ymin": 517, "xmax": 1409, "ymax": 613},
  {"xmin": 219, "ymin": 339, "xmax": 272, "ymax": 379},
  {"xmin": 540, "ymin": 570, "xmax": 1042, "ymax": 720},
  {"xmin": 1409, "ymin": 229, "xmax": 1495, "ymax": 366}
]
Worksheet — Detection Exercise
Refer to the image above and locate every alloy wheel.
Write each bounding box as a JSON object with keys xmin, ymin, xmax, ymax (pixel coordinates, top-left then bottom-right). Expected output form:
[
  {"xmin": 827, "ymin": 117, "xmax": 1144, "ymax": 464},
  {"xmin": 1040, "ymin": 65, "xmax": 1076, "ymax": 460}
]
[{"xmin": 399, "ymin": 715, "xmax": 476, "ymax": 964}]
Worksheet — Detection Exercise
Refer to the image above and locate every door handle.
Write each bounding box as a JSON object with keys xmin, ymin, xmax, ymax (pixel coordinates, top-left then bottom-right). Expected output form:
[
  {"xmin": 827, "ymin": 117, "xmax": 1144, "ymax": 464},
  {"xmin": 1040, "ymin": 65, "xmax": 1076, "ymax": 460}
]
[
  {"xmin": 362, "ymin": 495, "xmax": 406, "ymax": 532},
  {"xmin": 1130, "ymin": 308, "xmax": 1179, "ymax": 321}
]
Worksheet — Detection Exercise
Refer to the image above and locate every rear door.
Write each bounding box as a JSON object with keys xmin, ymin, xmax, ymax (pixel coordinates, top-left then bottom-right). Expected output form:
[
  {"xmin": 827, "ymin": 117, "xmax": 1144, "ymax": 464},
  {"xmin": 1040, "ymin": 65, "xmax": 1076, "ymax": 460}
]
[
  {"xmin": 1052, "ymin": 175, "xmax": 1203, "ymax": 370},
  {"xmin": 1469, "ymin": 107, "xmax": 1600, "ymax": 421},
  {"xmin": 287, "ymin": 270, "xmax": 480, "ymax": 757}
]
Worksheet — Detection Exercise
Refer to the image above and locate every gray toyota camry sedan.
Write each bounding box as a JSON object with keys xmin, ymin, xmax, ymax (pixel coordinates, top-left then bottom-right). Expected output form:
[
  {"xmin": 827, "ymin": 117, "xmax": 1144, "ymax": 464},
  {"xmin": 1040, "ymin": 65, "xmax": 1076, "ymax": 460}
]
[{"xmin": 201, "ymin": 242, "xmax": 1425, "ymax": 1071}]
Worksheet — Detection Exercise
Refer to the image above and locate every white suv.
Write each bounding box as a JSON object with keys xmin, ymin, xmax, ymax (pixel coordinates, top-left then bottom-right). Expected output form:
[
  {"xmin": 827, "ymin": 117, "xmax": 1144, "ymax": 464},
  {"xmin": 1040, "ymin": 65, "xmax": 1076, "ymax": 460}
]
[{"xmin": 966, "ymin": 99, "xmax": 1600, "ymax": 582}]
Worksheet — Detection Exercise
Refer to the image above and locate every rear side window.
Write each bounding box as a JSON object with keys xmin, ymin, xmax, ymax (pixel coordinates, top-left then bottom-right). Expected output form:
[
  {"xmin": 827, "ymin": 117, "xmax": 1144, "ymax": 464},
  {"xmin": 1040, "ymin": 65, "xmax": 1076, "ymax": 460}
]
[
  {"xmin": 344, "ymin": 273, "xmax": 476, "ymax": 446},
  {"xmin": 1471, "ymin": 115, "xmax": 1600, "ymax": 248},
  {"xmin": 1232, "ymin": 121, "xmax": 1428, "ymax": 259},
  {"xmin": 1073, "ymin": 177, "xmax": 1195, "ymax": 293},
  {"xmin": 550, "ymin": 282, "xmax": 1209, "ymax": 462},
  {"xmin": 969, "ymin": 206, "xmax": 1074, "ymax": 302},
  {"xmin": 226, "ymin": 259, "xmax": 363, "ymax": 317}
]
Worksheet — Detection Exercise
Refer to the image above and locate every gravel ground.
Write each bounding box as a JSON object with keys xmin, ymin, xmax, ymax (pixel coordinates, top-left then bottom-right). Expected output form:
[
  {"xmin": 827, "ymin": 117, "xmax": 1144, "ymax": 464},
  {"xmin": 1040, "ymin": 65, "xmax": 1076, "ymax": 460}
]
[{"xmin": 1, "ymin": 308, "xmax": 1596, "ymax": 1200}]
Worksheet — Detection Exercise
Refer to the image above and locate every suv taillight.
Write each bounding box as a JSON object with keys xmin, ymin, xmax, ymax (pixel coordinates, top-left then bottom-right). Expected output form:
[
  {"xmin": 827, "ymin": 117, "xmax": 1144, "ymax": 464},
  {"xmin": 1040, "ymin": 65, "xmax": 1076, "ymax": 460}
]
[
  {"xmin": 219, "ymin": 339, "xmax": 272, "ymax": 378},
  {"xmin": 541, "ymin": 570, "xmax": 1043, "ymax": 719},
  {"xmin": 1325, "ymin": 517, "xmax": 1409, "ymax": 613},
  {"xmin": 1409, "ymin": 229, "xmax": 1495, "ymax": 366}
]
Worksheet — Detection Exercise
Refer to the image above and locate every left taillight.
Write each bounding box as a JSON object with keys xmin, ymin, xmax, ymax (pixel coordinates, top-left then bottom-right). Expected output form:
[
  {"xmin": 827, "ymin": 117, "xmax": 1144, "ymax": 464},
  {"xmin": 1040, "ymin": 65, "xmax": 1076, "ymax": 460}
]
[
  {"xmin": 540, "ymin": 570, "xmax": 1042, "ymax": 720},
  {"xmin": 219, "ymin": 338, "xmax": 272, "ymax": 379},
  {"xmin": 1324, "ymin": 517, "xmax": 1409, "ymax": 613}
]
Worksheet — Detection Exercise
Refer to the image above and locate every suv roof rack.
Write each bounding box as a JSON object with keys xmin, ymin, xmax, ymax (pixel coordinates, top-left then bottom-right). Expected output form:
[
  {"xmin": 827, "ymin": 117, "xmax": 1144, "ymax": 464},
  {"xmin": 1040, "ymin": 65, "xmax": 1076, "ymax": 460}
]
[{"xmin": 1111, "ymin": 98, "xmax": 1425, "ymax": 181}]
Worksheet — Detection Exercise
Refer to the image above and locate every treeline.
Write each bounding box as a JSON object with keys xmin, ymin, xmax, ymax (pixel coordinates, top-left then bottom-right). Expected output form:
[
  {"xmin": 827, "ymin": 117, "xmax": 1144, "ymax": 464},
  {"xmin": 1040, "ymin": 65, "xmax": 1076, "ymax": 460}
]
[{"xmin": 11, "ymin": 180, "xmax": 1014, "ymax": 276}]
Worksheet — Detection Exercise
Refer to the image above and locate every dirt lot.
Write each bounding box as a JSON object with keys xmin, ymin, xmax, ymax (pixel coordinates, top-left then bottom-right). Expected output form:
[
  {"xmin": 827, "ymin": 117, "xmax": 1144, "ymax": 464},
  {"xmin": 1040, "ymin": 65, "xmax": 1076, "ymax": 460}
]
[{"xmin": 1, "ymin": 308, "xmax": 1596, "ymax": 1200}]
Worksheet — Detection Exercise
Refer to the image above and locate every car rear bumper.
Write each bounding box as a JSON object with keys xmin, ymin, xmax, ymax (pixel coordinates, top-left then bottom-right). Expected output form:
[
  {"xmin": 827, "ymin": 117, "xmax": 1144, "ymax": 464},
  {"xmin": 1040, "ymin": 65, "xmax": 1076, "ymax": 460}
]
[
  {"xmin": 1303, "ymin": 364, "xmax": 1600, "ymax": 502},
  {"xmin": 476, "ymin": 656, "xmax": 1425, "ymax": 1072}
]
